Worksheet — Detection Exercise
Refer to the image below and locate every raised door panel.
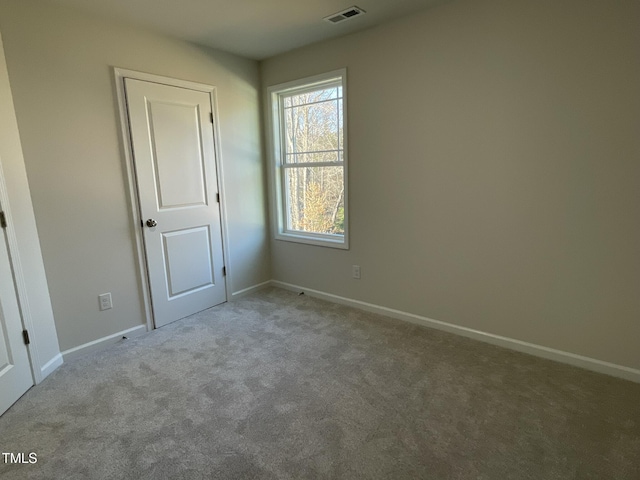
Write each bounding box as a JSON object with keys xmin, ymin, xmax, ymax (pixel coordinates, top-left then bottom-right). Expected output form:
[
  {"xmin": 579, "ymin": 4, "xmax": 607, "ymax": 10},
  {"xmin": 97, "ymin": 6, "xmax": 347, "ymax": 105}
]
[
  {"xmin": 163, "ymin": 226, "xmax": 214, "ymax": 298},
  {"xmin": 147, "ymin": 100, "xmax": 208, "ymax": 210}
]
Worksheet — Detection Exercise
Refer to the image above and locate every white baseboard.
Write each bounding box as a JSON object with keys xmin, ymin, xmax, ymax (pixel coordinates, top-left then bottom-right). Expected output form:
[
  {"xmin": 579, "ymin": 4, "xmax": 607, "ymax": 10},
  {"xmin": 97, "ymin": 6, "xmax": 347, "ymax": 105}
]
[
  {"xmin": 271, "ymin": 280, "xmax": 640, "ymax": 383},
  {"xmin": 61, "ymin": 325, "xmax": 148, "ymax": 362},
  {"xmin": 231, "ymin": 281, "xmax": 272, "ymax": 300},
  {"xmin": 39, "ymin": 353, "xmax": 63, "ymax": 382}
]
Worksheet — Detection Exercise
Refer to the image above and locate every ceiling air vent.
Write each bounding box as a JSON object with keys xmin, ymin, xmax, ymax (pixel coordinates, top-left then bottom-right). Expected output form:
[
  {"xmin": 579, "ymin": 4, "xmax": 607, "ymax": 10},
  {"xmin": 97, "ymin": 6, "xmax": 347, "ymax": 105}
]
[{"xmin": 324, "ymin": 6, "xmax": 366, "ymax": 24}]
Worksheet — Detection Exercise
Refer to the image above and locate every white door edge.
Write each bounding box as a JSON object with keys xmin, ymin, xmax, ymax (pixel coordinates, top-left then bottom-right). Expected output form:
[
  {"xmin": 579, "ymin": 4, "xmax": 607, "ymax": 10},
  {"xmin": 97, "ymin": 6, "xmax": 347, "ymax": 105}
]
[
  {"xmin": 0, "ymin": 158, "xmax": 36, "ymax": 384},
  {"xmin": 112, "ymin": 67, "xmax": 232, "ymax": 330}
]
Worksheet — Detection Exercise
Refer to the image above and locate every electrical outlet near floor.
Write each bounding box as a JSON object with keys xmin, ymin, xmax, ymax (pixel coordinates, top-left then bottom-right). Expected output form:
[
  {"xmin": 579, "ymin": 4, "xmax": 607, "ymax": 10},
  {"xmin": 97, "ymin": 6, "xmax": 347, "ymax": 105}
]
[
  {"xmin": 98, "ymin": 292, "xmax": 112, "ymax": 311},
  {"xmin": 352, "ymin": 265, "xmax": 361, "ymax": 279}
]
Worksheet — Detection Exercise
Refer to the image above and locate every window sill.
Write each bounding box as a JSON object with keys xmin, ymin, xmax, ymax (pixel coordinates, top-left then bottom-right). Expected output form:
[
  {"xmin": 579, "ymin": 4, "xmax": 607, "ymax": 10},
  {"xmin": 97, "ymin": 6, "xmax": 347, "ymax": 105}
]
[{"xmin": 274, "ymin": 232, "xmax": 349, "ymax": 250}]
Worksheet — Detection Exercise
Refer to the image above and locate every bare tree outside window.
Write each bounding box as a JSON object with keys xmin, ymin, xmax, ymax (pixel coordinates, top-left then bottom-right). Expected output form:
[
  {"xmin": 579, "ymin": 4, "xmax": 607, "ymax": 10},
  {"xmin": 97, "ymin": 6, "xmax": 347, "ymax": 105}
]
[{"xmin": 282, "ymin": 86, "xmax": 344, "ymax": 235}]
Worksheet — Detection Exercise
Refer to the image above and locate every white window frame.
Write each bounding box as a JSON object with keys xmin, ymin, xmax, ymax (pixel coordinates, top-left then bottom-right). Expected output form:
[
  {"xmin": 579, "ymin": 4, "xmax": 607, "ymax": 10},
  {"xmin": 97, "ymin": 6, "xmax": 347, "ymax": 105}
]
[{"xmin": 267, "ymin": 69, "xmax": 349, "ymax": 249}]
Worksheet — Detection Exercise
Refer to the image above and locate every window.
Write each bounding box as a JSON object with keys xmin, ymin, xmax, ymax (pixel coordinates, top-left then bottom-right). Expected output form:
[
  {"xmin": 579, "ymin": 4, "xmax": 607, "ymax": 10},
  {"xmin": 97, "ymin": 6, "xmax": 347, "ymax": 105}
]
[{"xmin": 268, "ymin": 69, "xmax": 348, "ymax": 249}]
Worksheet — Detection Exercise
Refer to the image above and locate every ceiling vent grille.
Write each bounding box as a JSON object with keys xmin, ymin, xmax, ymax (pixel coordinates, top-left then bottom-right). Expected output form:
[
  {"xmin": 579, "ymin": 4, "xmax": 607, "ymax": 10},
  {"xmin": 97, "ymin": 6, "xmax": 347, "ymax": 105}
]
[{"xmin": 324, "ymin": 6, "xmax": 366, "ymax": 24}]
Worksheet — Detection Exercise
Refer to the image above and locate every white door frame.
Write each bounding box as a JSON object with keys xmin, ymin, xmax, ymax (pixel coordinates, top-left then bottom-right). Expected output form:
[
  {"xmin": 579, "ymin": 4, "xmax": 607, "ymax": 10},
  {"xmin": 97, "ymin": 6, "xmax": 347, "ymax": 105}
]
[{"xmin": 113, "ymin": 68, "xmax": 232, "ymax": 331}]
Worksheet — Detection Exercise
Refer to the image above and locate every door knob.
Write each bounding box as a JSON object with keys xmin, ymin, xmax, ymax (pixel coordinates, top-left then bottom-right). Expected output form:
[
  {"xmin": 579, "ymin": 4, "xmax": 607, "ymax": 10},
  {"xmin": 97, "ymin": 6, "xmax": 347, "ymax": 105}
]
[{"xmin": 146, "ymin": 219, "xmax": 158, "ymax": 228}]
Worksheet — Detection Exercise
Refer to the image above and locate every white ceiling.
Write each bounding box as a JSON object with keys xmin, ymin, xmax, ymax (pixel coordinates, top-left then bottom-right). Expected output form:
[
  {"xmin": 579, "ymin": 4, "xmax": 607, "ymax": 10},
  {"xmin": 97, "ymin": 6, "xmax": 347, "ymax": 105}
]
[{"xmin": 47, "ymin": 0, "xmax": 449, "ymax": 60}]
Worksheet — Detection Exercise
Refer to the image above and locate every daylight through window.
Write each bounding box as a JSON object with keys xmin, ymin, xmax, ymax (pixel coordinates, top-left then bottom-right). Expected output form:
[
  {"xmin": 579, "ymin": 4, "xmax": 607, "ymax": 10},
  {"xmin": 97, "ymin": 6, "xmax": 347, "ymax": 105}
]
[{"xmin": 269, "ymin": 70, "xmax": 348, "ymax": 248}]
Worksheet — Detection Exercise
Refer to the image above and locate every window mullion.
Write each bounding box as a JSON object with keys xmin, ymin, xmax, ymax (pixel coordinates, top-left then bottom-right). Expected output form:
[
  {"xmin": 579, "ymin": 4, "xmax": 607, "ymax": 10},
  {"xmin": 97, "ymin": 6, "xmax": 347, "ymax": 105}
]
[
  {"xmin": 282, "ymin": 162, "xmax": 344, "ymax": 169},
  {"xmin": 285, "ymin": 148, "xmax": 342, "ymax": 155},
  {"xmin": 283, "ymin": 96, "xmax": 343, "ymax": 109}
]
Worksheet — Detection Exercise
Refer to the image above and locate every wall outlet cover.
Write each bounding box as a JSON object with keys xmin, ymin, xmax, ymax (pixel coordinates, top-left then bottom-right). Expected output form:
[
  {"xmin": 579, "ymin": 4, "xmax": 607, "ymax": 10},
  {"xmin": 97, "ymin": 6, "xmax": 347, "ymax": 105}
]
[
  {"xmin": 352, "ymin": 265, "xmax": 361, "ymax": 279},
  {"xmin": 99, "ymin": 293, "xmax": 112, "ymax": 311}
]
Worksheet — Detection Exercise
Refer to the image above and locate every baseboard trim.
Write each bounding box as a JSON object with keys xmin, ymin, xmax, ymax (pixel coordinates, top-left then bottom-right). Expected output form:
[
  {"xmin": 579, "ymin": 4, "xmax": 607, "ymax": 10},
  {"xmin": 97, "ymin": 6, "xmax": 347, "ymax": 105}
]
[
  {"xmin": 61, "ymin": 325, "xmax": 148, "ymax": 362},
  {"xmin": 231, "ymin": 281, "xmax": 272, "ymax": 300},
  {"xmin": 271, "ymin": 280, "xmax": 640, "ymax": 383},
  {"xmin": 39, "ymin": 353, "xmax": 63, "ymax": 381}
]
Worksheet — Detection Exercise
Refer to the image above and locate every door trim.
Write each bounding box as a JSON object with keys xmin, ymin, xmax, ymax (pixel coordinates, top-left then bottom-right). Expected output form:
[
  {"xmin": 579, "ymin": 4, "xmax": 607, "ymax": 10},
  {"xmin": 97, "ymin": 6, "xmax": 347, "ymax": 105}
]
[{"xmin": 113, "ymin": 68, "xmax": 232, "ymax": 330}]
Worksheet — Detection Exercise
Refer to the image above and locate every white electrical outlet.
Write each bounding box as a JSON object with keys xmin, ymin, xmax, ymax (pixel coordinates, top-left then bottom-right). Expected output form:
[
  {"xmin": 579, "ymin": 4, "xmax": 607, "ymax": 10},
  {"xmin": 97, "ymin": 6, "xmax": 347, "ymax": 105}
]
[
  {"xmin": 352, "ymin": 265, "xmax": 361, "ymax": 279},
  {"xmin": 99, "ymin": 293, "xmax": 112, "ymax": 311}
]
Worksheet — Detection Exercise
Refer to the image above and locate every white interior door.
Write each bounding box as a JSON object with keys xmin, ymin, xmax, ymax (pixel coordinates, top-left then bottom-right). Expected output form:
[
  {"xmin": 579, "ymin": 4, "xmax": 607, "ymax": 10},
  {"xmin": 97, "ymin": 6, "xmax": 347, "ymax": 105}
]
[
  {"xmin": 0, "ymin": 216, "xmax": 33, "ymax": 415},
  {"xmin": 125, "ymin": 78, "xmax": 226, "ymax": 328}
]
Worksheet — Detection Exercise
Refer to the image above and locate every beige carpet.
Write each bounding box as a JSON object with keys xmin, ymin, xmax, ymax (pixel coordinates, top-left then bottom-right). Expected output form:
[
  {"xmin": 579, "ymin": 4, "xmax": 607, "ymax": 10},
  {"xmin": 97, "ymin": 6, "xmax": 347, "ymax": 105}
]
[{"xmin": 1, "ymin": 287, "xmax": 639, "ymax": 479}]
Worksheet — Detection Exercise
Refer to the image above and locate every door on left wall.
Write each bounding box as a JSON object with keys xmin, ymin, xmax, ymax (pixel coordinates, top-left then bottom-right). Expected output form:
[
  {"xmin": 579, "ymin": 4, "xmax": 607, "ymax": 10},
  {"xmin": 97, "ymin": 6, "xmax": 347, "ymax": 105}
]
[{"xmin": 0, "ymin": 214, "xmax": 33, "ymax": 415}]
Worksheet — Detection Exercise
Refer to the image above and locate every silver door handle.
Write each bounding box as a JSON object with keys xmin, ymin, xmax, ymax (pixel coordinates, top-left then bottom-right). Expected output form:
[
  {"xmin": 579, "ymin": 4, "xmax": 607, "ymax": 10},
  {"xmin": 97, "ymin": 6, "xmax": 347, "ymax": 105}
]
[{"xmin": 146, "ymin": 219, "xmax": 157, "ymax": 228}]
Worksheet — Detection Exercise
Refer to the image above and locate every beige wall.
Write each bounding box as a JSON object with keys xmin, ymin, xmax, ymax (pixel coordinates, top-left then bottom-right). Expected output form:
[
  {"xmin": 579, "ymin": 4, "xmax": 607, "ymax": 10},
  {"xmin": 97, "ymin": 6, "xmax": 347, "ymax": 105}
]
[
  {"xmin": 262, "ymin": 0, "xmax": 640, "ymax": 370},
  {"xmin": 0, "ymin": 30, "xmax": 60, "ymax": 378},
  {"xmin": 0, "ymin": 0, "xmax": 270, "ymax": 352}
]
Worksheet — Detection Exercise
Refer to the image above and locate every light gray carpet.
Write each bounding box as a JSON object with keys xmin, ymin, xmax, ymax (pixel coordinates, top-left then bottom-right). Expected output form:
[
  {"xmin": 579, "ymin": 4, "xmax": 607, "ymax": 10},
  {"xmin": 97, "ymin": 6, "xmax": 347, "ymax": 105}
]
[{"xmin": 1, "ymin": 287, "xmax": 639, "ymax": 479}]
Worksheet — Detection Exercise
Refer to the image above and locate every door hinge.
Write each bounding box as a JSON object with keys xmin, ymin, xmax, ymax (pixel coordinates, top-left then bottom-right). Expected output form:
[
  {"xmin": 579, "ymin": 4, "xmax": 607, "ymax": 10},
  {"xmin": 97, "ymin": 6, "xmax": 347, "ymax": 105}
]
[
  {"xmin": 22, "ymin": 330, "xmax": 30, "ymax": 345},
  {"xmin": 210, "ymin": 112, "xmax": 214, "ymax": 123},
  {"xmin": 0, "ymin": 211, "xmax": 7, "ymax": 229},
  {"xmin": 216, "ymin": 193, "xmax": 220, "ymax": 203},
  {"xmin": 222, "ymin": 266, "xmax": 227, "ymax": 276}
]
